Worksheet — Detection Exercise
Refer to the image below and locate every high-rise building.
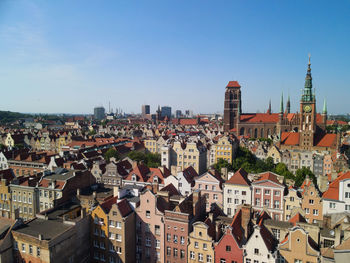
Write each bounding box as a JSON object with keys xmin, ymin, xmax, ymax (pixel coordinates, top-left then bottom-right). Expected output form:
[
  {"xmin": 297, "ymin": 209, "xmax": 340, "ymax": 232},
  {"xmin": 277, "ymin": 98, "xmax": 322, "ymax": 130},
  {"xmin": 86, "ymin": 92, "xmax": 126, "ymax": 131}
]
[
  {"xmin": 175, "ymin": 110, "xmax": 182, "ymax": 118},
  {"xmin": 161, "ymin": 106, "xmax": 171, "ymax": 119},
  {"xmin": 94, "ymin": 106, "xmax": 105, "ymax": 120},
  {"xmin": 141, "ymin": 104, "xmax": 150, "ymax": 116}
]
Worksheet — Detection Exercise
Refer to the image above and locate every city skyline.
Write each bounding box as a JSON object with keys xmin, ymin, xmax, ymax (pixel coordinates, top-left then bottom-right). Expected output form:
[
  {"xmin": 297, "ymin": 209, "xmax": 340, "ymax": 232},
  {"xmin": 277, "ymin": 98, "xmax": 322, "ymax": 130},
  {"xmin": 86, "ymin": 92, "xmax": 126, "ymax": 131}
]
[{"xmin": 1, "ymin": 0, "xmax": 349, "ymax": 115}]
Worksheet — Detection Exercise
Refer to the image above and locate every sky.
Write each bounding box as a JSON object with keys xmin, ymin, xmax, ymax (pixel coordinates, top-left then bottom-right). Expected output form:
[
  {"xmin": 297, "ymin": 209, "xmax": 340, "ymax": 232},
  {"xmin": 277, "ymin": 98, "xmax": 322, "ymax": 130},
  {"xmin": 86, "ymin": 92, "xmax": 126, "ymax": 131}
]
[{"xmin": 0, "ymin": 0, "xmax": 349, "ymax": 115}]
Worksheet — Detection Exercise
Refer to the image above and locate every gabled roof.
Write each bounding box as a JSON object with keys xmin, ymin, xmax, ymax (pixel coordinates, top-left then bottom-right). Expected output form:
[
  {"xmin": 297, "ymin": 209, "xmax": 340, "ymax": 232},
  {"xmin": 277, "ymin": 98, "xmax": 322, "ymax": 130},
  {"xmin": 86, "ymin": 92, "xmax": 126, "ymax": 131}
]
[
  {"xmin": 323, "ymin": 171, "xmax": 350, "ymax": 200},
  {"xmin": 253, "ymin": 172, "xmax": 283, "ymax": 186},
  {"xmin": 225, "ymin": 168, "xmax": 250, "ymax": 186},
  {"xmin": 160, "ymin": 183, "xmax": 181, "ymax": 196},
  {"xmin": 240, "ymin": 113, "xmax": 279, "ymax": 124}
]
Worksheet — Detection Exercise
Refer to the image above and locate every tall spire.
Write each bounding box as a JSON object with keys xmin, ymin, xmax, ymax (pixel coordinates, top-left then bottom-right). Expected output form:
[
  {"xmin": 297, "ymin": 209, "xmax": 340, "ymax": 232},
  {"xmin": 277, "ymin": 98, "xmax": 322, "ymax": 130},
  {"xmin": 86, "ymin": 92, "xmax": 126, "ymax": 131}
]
[
  {"xmin": 280, "ymin": 92, "xmax": 284, "ymax": 114},
  {"xmin": 267, "ymin": 99, "xmax": 271, "ymax": 114},
  {"xmin": 302, "ymin": 54, "xmax": 314, "ymax": 102},
  {"xmin": 323, "ymin": 98, "xmax": 327, "ymax": 114},
  {"xmin": 286, "ymin": 95, "xmax": 290, "ymax": 114}
]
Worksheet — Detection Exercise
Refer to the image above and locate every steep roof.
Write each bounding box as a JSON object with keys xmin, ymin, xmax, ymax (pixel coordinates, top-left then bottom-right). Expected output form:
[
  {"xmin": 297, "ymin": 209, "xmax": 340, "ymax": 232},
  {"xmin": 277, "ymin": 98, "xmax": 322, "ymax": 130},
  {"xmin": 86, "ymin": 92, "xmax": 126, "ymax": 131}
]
[
  {"xmin": 225, "ymin": 168, "xmax": 250, "ymax": 186},
  {"xmin": 253, "ymin": 172, "xmax": 283, "ymax": 186},
  {"xmin": 240, "ymin": 113, "xmax": 279, "ymax": 124},
  {"xmin": 289, "ymin": 213, "xmax": 307, "ymax": 226},
  {"xmin": 323, "ymin": 171, "xmax": 350, "ymax": 200},
  {"xmin": 280, "ymin": 132, "xmax": 299, "ymax": 146}
]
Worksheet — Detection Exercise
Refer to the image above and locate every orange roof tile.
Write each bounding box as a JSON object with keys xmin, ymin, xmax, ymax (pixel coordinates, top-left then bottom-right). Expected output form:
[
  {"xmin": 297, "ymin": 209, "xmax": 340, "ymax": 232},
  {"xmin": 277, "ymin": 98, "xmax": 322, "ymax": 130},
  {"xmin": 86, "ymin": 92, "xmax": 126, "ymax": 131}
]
[
  {"xmin": 226, "ymin": 81, "xmax": 241, "ymax": 88},
  {"xmin": 280, "ymin": 132, "xmax": 299, "ymax": 146},
  {"xmin": 240, "ymin": 113, "xmax": 279, "ymax": 123},
  {"xmin": 323, "ymin": 171, "xmax": 350, "ymax": 200},
  {"xmin": 225, "ymin": 168, "xmax": 250, "ymax": 186}
]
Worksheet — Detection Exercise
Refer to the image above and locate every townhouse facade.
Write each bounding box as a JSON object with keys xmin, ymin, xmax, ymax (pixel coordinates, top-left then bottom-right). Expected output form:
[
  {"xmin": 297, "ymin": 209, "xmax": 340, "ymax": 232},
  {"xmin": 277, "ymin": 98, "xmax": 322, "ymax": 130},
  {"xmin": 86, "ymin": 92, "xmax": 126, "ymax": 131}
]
[{"xmin": 251, "ymin": 172, "xmax": 285, "ymax": 220}]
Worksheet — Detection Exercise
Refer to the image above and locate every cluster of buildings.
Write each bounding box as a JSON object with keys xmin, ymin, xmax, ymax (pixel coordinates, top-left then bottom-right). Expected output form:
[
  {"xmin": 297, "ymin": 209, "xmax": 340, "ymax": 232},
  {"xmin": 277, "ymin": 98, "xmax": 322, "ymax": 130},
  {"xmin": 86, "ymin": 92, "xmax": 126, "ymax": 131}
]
[{"xmin": 0, "ymin": 58, "xmax": 348, "ymax": 262}]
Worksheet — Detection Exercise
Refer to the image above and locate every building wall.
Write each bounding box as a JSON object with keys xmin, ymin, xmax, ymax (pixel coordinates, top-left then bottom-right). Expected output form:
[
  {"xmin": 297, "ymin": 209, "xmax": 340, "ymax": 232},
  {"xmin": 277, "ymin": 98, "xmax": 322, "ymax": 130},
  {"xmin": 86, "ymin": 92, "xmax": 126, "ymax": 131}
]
[
  {"xmin": 223, "ymin": 183, "xmax": 251, "ymax": 217},
  {"xmin": 301, "ymin": 184, "xmax": 323, "ymax": 224},
  {"xmin": 284, "ymin": 189, "xmax": 302, "ymax": 221},
  {"xmin": 187, "ymin": 222, "xmax": 214, "ymax": 263}
]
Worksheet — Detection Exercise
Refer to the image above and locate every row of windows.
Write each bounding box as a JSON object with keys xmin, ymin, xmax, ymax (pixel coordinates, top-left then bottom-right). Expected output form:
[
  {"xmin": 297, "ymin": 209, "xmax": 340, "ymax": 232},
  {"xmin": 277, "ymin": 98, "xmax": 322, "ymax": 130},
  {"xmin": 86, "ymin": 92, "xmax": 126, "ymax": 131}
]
[
  {"xmin": 189, "ymin": 251, "xmax": 212, "ymax": 262},
  {"xmin": 255, "ymin": 189, "xmax": 280, "ymax": 196},
  {"xmin": 14, "ymin": 241, "xmax": 40, "ymax": 257},
  {"xmin": 166, "ymin": 247, "xmax": 185, "ymax": 258}
]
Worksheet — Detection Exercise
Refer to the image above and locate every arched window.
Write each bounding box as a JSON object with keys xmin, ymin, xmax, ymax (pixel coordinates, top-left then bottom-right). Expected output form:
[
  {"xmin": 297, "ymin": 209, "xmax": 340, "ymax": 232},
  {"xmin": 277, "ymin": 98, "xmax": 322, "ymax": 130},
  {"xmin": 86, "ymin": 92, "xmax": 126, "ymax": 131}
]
[
  {"xmin": 260, "ymin": 128, "xmax": 264, "ymax": 138},
  {"xmin": 254, "ymin": 128, "xmax": 258, "ymax": 138},
  {"xmin": 267, "ymin": 129, "xmax": 271, "ymax": 136},
  {"xmin": 248, "ymin": 128, "xmax": 252, "ymax": 137}
]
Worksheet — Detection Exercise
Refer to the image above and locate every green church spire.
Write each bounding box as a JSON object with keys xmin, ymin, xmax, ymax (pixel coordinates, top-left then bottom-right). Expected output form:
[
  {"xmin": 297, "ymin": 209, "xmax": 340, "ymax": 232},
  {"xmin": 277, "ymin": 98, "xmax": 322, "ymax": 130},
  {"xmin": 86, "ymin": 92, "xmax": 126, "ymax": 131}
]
[
  {"xmin": 280, "ymin": 92, "xmax": 284, "ymax": 113},
  {"xmin": 323, "ymin": 98, "xmax": 327, "ymax": 114},
  {"xmin": 302, "ymin": 54, "xmax": 314, "ymax": 102}
]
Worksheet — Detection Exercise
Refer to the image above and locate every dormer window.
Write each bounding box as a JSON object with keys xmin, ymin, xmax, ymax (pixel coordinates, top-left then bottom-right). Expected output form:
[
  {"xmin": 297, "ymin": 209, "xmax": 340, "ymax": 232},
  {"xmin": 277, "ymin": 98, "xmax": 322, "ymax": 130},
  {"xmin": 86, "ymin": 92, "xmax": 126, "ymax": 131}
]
[
  {"xmin": 132, "ymin": 174, "xmax": 137, "ymax": 181},
  {"xmin": 153, "ymin": 176, "xmax": 158, "ymax": 183}
]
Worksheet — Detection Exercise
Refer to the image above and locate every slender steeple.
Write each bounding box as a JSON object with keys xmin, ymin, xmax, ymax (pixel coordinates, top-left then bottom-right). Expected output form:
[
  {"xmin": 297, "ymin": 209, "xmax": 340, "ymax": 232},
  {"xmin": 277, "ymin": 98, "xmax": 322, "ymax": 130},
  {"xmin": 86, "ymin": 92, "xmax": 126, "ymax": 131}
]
[
  {"xmin": 302, "ymin": 54, "xmax": 314, "ymax": 102},
  {"xmin": 280, "ymin": 92, "xmax": 284, "ymax": 114},
  {"xmin": 286, "ymin": 95, "xmax": 291, "ymax": 114},
  {"xmin": 267, "ymin": 99, "xmax": 271, "ymax": 114},
  {"xmin": 323, "ymin": 98, "xmax": 327, "ymax": 114}
]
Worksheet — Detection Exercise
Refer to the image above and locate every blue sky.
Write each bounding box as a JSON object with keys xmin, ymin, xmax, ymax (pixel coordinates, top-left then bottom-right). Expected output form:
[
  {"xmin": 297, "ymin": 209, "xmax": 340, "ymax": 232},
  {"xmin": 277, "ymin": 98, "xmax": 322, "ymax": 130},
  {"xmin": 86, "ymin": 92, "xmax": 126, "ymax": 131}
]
[{"xmin": 0, "ymin": 0, "xmax": 349, "ymax": 115}]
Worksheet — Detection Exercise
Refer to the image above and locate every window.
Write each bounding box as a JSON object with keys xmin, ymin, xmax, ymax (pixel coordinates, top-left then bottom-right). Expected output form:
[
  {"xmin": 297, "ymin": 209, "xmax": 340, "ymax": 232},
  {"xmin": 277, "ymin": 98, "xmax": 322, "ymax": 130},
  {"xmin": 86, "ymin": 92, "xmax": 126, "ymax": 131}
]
[
  {"xmin": 207, "ymin": 255, "xmax": 212, "ymax": 262},
  {"xmin": 14, "ymin": 241, "xmax": 18, "ymax": 250},
  {"xmin": 220, "ymin": 259, "xmax": 226, "ymax": 263},
  {"xmin": 274, "ymin": 200, "xmax": 280, "ymax": 209},
  {"xmin": 167, "ymin": 247, "xmax": 171, "ymax": 256},
  {"xmin": 234, "ymin": 199, "xmax": 239, "ymax": 204},
  {"xmin": 345, "ymin": 192, "xmax": 350, "ymax": 198},
  {"xmin": 203, "ymin": 243, "xmax": 207, "ymax": 250},
  {"xmin": 155, "ymin": 225, "xmax": 160, "ymax": 235},
  {"xmin": 329, "ymin": 202, "xmax": 336, "ymax": 209},
  {"xmin": 255, "ymin": 198, "xmax": 260, "ymax": 206},
  {"xmin": 242, "ymin": 191, "xmax": 246, "ymax": 195},
  {"xmin": 190, "ymin": 251, "xmax": 195, "ymax": 259},
  {"xmin": 167, "ymin": 234, "xmax": 171, "ymax": 242},
  {"xmin": 21, "ymin": 243, "xmax": 25, "ymax": 252},
  {"xmin": 255, "ymin": 189, "xmax": 261, "ymax": 194},
  {"xmin": 180, "ymin": 236, "xmax": 185, "ymax": 245},
  {"xmin": 246, "ymin": 259, "xmax": 251, "ymax": 263},
  {"xmin": 100, "ymin": 241, "xmax": 105, "ymax": 249},
  {"xmin": 226, "ymin": 245, "xmax": 231, "ymax": 251},
  {"xmin": 274, "ymin": 191, "xmax": 280, "ymax": 196},
  {"xmin": 213, "ymin": 194, "xmax": 218, "ymax": 200},
  {"xmin": 264, "ymin": 199, "xmax": 270, "ymax": 207},
  {"xmin": 173, "ymin": 248, "xmax": 178, "ymax": 257},
  {"xmin": 145, "ymin": 237, "xmax": 151, "ymax": 247},
  {"xmin": 195, "ymin": 241, "xmax": 199, "ymax": 248},
  {"xmin": 254, "ymin": 248, "xmax": 259, "ymax": 255},
  {"xmin": 198, "ymin": 253, "xmax": 203, "ymax": 262},
  {"xmin": 235, "ymin": 190, "xmax": 239, "ymax": 194},
  {"xmin": 227, "ymin": 208, "xmax": 232, "ymax": 216},
  {"xmin": 265, "ymin": 189, "xmax": 270, "ymax": 195},
  {"xmin": 156, "ymin": 239, "xmax": 160, "ymax": 248},
  {"xmin": 173, "ymin": 235, "xmax": 178, "ymax": 244},
  {"xmin": 227, "ymin": 198, "xmax": 232, "ymax": 204},
  {"xmin": 305, "ymin": 208, "xmax": 310, "ymax": 214},
  {"xmin": 146, "ymin": 210, "xmax": 151, "ymax": 218},
  {"xmin": 313, "ymin": 209, "xmax": 318, "ymax": 216},
  {"xmin": 309, "ymin": 199, "xmax": 314, "ymax": 205},
  {"xmin": 180, "ymin": 249, "xmax": 185, "ymax": 258}
]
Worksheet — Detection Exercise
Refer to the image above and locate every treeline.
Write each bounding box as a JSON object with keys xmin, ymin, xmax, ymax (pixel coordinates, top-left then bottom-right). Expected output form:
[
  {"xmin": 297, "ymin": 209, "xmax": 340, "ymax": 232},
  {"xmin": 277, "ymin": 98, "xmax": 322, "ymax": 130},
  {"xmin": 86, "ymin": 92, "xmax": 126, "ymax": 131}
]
[
  {"xmin": 0, "ymin": 111, "xmax": 32, "ymax": 123},
  {"xmin": 214, "ymin": 146, "xmax": 316, "ymax": 187}
]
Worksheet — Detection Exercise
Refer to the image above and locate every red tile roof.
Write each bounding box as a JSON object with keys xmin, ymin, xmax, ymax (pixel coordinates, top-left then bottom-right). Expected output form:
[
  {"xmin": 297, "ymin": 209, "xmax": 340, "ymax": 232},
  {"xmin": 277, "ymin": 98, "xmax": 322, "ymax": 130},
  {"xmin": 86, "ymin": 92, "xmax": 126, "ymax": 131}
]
[
  {"xmin": 226, "ymin": 168, "xmax": 250, "ymax": 186},
  {"xmin": 280, "ymin": 132, "xmax": 299, "ymax": 146},
  {"xmin": 226, "ymin": 81, "xmax": 241, "ymax": 88},
  {"xmin": 117, "ymin": 198, "xmax": 133, "ymax": 217},
  {"xmin": 240, "ymin": 113, "xmax": 279, "ymax": 123},
  {"xmin": 289, "ymin": 213, "xmax": 307, "ymax": 226},
  {"xmin": 314, "ymin": 133, "xmax": 337, "ymax": 148},
  {"xmin": 254, "ymin": 172, "xmax": 283, "ymax": 186},
  {"xmin": 323, "ymin": 171, "xmax": 350, "ymax": 200}
]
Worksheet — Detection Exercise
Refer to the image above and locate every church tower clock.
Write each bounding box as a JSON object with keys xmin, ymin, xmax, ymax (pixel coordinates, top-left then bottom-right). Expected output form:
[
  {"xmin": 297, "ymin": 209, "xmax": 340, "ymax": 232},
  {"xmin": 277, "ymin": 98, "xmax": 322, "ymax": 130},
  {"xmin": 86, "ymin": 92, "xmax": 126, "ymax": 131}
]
[{"xmin": 299, "ymin": 55, "xmax": 316, "ymax": 150}]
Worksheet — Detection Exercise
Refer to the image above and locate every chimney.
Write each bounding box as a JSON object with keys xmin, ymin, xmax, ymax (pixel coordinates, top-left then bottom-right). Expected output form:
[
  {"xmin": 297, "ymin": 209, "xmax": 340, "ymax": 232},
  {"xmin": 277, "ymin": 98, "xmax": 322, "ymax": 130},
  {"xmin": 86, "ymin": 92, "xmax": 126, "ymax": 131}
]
[
  {"xmin": 221, "ymin": 167, "xmax": 228, "ymax": 180},
  {"xmin": 113, "ymin": 186, "xmax": 119, "ymax": 198},
  {"xmin": 334, "ymin": 226, "xmax": 342, "ymax": 247},
  {"xmin": 323, "ymin": 215, "xmax": 331, "ymax": 229},
  {"xmin": 192, "ymin": 190, "xmax": 201, "ymax": 218},
  {"xmin": 38, "ymin": 234, "xmax": 43, "ymax": 240},
  {"xmin": 241, "ymin": 204, "xmax": 252, "ymax": 240},
  {"xmin": 152, "ymin": 182, "xmax": 159, "ymax": 194}
]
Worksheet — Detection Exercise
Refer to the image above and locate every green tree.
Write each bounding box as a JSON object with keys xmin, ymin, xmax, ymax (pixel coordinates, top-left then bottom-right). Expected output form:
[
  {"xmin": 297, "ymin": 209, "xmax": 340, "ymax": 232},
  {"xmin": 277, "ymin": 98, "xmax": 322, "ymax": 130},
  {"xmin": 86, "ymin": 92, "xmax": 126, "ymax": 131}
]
[
  {"xmin": 104, "ymin": 148, "xmax": 120, "ymax": 162},
  {"xmin": 294, "ymin": 167, "xmax": 316, "ymax": 188},
  {"xmin": 213, "ymin": 158, "xmax": 233, "ymax": 173}
]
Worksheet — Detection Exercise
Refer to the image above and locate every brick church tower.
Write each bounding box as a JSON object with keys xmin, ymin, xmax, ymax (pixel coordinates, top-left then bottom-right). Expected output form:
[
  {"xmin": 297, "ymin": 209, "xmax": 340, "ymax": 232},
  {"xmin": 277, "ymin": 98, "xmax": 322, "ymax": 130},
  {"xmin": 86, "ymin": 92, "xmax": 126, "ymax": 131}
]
[
  {"xmin": 299, "ymin": 55, "xmax": 317, "ymax": 150},
  {"xmin": 224, "ymin": 81, "xmax": 241, "ymax": 132}
]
